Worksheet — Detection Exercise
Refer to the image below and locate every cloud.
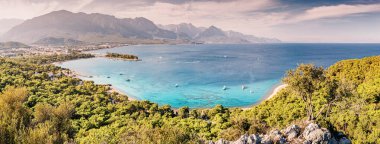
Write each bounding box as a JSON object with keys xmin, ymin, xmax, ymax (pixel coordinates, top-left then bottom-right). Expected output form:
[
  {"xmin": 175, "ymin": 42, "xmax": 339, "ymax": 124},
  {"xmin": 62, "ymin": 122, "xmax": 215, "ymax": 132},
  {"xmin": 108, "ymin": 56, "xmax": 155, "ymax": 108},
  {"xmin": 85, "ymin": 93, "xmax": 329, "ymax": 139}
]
[
  {"xmin": 0, "ymin": 0, "xmax": 93, "ymax": 19},
  {"xmin": 291, "ymin": 4, "xmax": 380, "ymax": 23},
  {"xmin": 0, "ymin": 0, "xmax": 379, "ymax": 42}
]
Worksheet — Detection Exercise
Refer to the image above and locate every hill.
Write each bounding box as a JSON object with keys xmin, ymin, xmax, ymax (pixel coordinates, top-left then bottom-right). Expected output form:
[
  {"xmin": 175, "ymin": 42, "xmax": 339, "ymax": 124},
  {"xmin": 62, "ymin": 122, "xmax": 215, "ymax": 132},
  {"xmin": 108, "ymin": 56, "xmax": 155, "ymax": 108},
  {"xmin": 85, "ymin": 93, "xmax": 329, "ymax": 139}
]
[
  {"xmin": 2, "ymin": 10, "xmax": 178, "ymax": 44},
  {"xmin": 0, "ymin": 54, "xmax": 378, "ymax": 143},
  {"xmin": 160, "ymin": 23, "xmax": 281, "ymax": 43},
  {"xmin": 0, "ymin": 41, "xmax": 30, "ymax": 49},
  {"xmin": 2, "ymin": 11, "xmax": 281, "ymax": 44},
  {"xmin": 33, "ymin": 37, "xmax": 85, "ymax": 46}
]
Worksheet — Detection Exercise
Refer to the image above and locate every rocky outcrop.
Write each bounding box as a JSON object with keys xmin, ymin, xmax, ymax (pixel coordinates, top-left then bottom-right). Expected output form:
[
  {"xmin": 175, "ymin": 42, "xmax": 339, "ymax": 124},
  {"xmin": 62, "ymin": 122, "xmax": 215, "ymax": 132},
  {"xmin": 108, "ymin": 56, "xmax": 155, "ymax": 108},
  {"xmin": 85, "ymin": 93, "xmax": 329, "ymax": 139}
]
[
  {"xmin": 302, "ymin": 123, "xmax": 332, "ymax": 144},
  {"xmin": 211, "ymin": 123, "xmax": 351, "ymax": 144},
  {"xmin": 284, "ymin": 125, "xmax": 301, "ymax": 141}
]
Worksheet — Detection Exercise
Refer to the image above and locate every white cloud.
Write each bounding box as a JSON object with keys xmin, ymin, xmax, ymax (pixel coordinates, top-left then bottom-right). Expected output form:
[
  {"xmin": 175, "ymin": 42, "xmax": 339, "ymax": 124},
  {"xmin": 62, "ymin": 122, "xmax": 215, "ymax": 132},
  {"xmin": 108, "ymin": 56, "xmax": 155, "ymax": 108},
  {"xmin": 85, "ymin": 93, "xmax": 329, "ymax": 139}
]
[
  {"xmin": 291, "ymin": 4, "xmax": 380, "ymax": 23},
  {"xmin": 0, "ymin": 0, "xmax": 93, "ymax": 19},
  {"xmin": 0, "ymin": 0, "xmax": 379, "ymax": 42}
]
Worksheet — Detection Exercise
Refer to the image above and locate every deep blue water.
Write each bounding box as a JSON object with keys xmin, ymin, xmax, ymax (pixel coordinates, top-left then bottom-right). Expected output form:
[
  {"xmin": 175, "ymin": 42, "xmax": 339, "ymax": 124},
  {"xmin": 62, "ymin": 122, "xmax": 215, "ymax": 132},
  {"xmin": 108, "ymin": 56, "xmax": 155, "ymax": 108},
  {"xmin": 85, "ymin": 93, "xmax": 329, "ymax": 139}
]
[{"xmin": 57, "ymin": 43, "xmax": 380, "ymax": 108}]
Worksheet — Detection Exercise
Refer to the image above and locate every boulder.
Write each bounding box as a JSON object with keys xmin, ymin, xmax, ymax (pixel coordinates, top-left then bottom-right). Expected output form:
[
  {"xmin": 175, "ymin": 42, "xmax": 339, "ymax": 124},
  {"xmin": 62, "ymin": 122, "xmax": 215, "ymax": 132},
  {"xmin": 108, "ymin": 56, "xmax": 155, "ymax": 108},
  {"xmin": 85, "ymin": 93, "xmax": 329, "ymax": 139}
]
[
  {"xmin": 214, "ymin": 139, "xmax": 230, "ymax": 144},
  {"xmin": 247, "ymin": 134, "xmax": 261, "ymax": 144},
  {"xmin": 284, "ymin": 125, "xmax": 301, "ymax": 140},
  {"xmin": 269, "ymin": 130, "xmax": 284, "ymax": 143},
  {"xmin": 231, "ymin": 134, "xmax": 249, "ymax": 144},
  {"xmin": 302, "ymin": 123, "xmax": 332, "ymax": 144},
  {"xmin": 261, "ymin": 135, "xmax": 273, "ymax": 144}
]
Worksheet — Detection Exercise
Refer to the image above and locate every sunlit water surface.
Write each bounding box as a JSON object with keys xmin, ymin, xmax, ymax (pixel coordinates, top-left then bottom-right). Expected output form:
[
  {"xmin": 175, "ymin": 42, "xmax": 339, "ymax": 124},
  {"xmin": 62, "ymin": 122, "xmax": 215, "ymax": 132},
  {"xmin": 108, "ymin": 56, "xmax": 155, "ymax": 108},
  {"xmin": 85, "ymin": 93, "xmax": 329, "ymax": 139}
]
[{"xmin": 57, "ymin": 44, "xmax": 380, "ymax": 108}]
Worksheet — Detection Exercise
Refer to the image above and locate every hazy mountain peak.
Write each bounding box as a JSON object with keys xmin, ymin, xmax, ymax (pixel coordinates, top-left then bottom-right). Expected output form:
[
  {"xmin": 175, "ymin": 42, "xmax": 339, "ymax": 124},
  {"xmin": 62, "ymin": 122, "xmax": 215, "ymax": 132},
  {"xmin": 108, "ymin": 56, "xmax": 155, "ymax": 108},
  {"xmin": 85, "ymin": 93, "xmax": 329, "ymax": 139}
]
[
  {"xmin": 196, "ymin": 25, "xmax": 225, "ymax": 38},
  {"xmin": 2, "ymin": 10, "xmax": 177, "ymax": 44},
  {"xmin": 1, "ymin": 10, "xmax": 280, "ymax": 44}
]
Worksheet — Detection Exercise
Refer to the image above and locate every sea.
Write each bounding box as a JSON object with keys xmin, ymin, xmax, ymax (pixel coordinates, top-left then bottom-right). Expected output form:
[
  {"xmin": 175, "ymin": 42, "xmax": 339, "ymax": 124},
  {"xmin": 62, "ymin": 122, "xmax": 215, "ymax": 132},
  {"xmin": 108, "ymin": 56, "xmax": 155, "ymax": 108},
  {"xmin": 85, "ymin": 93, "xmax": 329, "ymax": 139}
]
[{"xmin": 57, "ymin": 43, "xmax": 380, "ymax": 108}]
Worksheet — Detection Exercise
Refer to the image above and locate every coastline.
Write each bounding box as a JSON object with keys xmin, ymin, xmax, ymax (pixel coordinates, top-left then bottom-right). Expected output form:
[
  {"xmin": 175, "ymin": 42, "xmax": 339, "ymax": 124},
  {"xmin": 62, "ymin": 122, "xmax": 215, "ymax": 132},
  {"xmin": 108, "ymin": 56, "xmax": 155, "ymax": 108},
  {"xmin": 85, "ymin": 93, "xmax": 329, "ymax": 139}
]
[
  {"xmin": 240, "ymin": 83, "xmax": 287, "ymax": 110},
  {"xmin": 266, "ymin": 84, "xmax": 287, "ymax": 101},
  {"xmin": 108, "ymin": 86, "xmax": 137, "ymax": 101},
  {"xmin": 55, "ymin": 61, "xmax": 287, "ymax": 109}
]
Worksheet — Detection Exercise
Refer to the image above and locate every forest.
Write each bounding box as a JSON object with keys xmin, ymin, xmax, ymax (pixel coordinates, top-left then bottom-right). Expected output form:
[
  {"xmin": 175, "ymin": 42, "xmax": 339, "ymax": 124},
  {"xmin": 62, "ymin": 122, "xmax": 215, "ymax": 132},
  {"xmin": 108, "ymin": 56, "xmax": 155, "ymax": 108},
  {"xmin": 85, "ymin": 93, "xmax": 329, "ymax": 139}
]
[{"xmin": 0, "ymin": 54, "xmax": 378, "ymax": 143}]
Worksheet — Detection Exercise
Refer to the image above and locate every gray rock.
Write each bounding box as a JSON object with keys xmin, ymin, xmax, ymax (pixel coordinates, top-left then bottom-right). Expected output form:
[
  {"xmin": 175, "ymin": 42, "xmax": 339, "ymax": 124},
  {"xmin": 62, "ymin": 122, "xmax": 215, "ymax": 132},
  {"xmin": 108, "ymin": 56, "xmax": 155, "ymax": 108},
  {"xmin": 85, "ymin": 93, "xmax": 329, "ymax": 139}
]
[
  {"xmin": 302, "ymin": 123, "xmax": 332, "ymax": 144},
  {"xmin": 247, "ymin": 134, "xmax": 261, "ymax": 144},
  {"xmin": 231, "ymin": 134, "xmax": 249, "ymax": 144},
  {"xmin": 270, "ymin": 130, "xmax": 284, "ymax": 143},
  {"xmin": 215, "ymin": 139, "xmax": 230, "ymax": 144},
  {"xmin": 261, "ymin": 135, "xmax": 273, "ymax": 144},
  {"xmin": 284, "ymin": 125, "xmax": 301, "ymax": 140}
]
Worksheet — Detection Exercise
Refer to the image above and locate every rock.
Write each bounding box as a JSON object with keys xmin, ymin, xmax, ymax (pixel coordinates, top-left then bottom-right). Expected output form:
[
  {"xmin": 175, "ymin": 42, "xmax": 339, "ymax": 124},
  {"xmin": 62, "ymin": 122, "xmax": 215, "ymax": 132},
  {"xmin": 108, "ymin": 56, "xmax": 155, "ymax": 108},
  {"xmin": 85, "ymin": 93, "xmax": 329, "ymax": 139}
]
[
  {"xmin": 302, "ymin": 123, "xmax": 332, "ymax": 144},
  {"xmin": 215, "ymin": 139, "xmax": 230, "ymax": 144},
  {"xmin": 339, "ymin": 137, "xmax": 351, "ymax": 144},
  {"xmin": 284, "ymin": 125, "xmax": 301, "ymax": 140},
  {"xmin": 261, "ymin": 135, "xmax": 273, "ymax": 144},
  {"xmin": 269, "ymin": 130, "xmax": 284, "ymax": 143},
  {"xmin": 231, "ymin": 134, "xmax": 249, "ymax": 144},
  {"xmin": 247, "ymin": 134, "xmax": 261, "ymax": 144}
]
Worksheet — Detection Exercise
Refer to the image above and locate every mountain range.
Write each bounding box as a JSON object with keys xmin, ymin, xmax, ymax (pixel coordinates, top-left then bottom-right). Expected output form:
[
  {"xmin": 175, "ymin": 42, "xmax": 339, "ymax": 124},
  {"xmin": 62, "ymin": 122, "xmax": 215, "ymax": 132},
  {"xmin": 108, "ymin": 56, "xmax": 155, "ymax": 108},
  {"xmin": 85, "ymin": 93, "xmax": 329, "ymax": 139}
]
[
  {"xmin": 159, "ymin": 24, "xmax": 281, "ymax": 43},
  {"xmin": 1, "ymin": 10, "xmax": 280, "ymax": 45}
]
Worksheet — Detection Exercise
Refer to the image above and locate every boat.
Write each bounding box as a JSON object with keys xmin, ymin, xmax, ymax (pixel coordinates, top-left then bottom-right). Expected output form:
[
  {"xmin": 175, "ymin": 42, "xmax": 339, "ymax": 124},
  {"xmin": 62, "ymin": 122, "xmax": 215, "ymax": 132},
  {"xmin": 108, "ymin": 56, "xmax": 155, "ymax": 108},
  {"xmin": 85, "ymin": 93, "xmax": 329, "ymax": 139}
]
[
  {"xmin": 175, "ymin": 84, "xmax": 179, "ymax": 87},
  {"xmin": 223, "ymin": 85, "xmax": 227, "ymax": 90},
  {"xmin": 242, "ymin": 85, "xmax": 246, "ymax": 90},
  {"xmin": 126, "ymin": 79, "xmax": 131, "ymax": 82}
]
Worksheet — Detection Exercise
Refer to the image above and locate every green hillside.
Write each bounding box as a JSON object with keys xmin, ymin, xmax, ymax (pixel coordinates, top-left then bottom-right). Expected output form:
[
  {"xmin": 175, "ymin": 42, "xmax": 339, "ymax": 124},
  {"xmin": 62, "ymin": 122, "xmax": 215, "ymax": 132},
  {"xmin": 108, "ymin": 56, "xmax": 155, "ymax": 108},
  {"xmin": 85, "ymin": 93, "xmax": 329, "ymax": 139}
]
[{"xmin": 0, "ymin": 55, "xmax": 378, "ymax": 143}]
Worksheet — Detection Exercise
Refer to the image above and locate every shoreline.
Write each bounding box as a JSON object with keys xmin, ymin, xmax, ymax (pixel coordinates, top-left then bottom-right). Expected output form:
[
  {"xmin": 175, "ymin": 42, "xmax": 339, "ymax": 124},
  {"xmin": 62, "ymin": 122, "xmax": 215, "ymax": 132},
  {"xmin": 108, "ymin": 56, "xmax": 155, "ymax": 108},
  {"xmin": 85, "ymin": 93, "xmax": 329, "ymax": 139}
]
[
  {"xmin": 108, "ymin": 86, "xmax": 138, "ymax": 101},
  {"xmin": 240, "ymin": 83, "xmax": 287, "ymax": 110},
  {"xmin": 54, "ymin": 62, "xmax": 139, "ymax": 101},
  {"xmin": 55, "ymin": 62, "xmax": 287, "ymax": 109},
  {"xmin": 266, "ymin": 84, "xmax": 287, "ymax": 101}
]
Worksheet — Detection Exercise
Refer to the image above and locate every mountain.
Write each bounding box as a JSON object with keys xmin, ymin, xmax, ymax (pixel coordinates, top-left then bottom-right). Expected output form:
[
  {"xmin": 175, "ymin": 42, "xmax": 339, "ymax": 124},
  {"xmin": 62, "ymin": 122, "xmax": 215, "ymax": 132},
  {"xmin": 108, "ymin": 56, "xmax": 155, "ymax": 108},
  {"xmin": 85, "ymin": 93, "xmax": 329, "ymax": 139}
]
[
  {"xmin": 160, "ymin": 24, "xmax": 281, "ymax": 44},
  {"xmin": 2, "ymin": 10, "xmax": 178, "ymax": 44},
  {"xmin": 158, "ymin": 23, "xmax": 205, "ymax": 38},
  {"xmin": 0, "ymin": 41, "xmax": 30, "ymax": 49},
  {"xmin": 2, "ymin": 10, "xmax": 280, "ymax": 44},
  {"xmin": 33, "ymin": 37, "xmax": 85, "ymax": 46},
  {"xmin": 225, "ymin": 30, "xmax": 281, "ymax": 43},
  {"xmin": 0, "ymin": 19, "xmax": 24, "ymax": 36}
]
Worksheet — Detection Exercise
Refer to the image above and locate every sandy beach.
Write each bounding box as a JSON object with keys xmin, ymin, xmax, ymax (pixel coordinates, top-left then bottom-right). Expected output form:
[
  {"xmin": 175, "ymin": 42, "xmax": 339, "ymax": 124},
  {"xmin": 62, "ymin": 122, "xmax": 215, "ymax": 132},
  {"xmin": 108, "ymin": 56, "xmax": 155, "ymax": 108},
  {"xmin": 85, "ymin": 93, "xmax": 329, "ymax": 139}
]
[
  {"xmin": 108, "ymin": 86, "xmax": 137, "ymax": 101},
  {"xmin": 240, "ymin": 84, "xmax": 287, "ymax": 110},
  {"xmin": 266, "ymin": 84, "xmax": 287, "ymax": 101}
]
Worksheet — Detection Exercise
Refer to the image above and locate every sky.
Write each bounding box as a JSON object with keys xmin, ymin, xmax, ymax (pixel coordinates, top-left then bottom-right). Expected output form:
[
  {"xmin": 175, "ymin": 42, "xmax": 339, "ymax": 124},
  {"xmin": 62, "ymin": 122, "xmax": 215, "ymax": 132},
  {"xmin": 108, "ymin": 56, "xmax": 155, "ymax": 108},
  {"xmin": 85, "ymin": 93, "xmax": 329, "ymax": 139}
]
[{"xmin": 0, "ymin": 0, "xmax": 380, "ymax": 43}]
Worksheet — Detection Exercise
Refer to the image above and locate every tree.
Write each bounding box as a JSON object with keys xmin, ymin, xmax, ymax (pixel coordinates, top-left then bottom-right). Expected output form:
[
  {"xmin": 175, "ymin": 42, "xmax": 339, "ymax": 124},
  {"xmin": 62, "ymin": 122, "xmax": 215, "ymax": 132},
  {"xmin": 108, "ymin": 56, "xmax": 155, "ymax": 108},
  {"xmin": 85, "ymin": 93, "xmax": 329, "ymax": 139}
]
[
  {"xmin": 177, "ymin": 106, "xmax": 190, "ymax": 118},
  {"xmin": 283, "ymin": 64, "xmax": 325, "ymax": 121},
  {"xmin": 0, "ymin": 86, "xmax": 30, "ymax": 143}
]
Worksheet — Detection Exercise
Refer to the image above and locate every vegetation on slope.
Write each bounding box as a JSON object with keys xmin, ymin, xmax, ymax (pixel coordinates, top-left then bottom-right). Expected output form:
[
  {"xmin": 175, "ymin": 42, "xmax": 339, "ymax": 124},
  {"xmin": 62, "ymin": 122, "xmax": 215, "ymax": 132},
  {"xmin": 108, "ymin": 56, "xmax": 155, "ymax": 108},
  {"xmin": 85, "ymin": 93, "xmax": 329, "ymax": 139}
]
[
  {"xmin": 15, "ymin": 52, "xmax": 94, "ymax": 64},
  {"xmin": 0, "ymin": 54, "xmax": 378, "ymax": 143}
]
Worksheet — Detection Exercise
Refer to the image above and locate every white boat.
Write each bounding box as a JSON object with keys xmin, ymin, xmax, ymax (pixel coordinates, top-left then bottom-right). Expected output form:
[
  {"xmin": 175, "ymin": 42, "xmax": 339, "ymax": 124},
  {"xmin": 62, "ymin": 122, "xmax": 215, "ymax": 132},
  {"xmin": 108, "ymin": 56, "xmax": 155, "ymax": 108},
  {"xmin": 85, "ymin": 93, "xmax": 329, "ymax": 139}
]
[
  {"xmin": 242, "ymin": 85, "xmax": 246, "ymax": 90},
  {"xmin": 175, "ymin": 84, "xmax": 179, "ymax": 87},
  {"xmin": 223, "ymin": 85, "xmax": 227, "ymax": 90}
]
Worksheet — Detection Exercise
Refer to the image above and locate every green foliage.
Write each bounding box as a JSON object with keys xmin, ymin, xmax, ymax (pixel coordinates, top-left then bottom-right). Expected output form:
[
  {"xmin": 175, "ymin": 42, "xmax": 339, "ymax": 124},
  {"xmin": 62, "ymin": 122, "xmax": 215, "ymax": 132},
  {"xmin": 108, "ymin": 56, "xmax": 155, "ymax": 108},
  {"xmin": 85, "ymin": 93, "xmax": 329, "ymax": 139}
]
[
  {"xmin": 0, "ymin": 55, "xmax": 379, "ymax": 143},
  {"xmin": 14, "ymin": 52, "xmax": 94, "ymax": 65},
  {"xmin": 105, "ymin": 53, "xmax": 139, "ymax": 60}
]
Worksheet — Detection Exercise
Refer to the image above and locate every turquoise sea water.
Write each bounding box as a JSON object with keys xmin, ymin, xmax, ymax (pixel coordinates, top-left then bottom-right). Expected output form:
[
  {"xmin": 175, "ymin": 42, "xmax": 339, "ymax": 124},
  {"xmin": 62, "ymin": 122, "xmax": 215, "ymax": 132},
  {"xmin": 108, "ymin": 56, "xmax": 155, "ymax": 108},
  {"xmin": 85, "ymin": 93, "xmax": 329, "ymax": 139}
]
[{"xmin": 57, "ymin": 44, "xmax": 380, "ymax": 108}]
